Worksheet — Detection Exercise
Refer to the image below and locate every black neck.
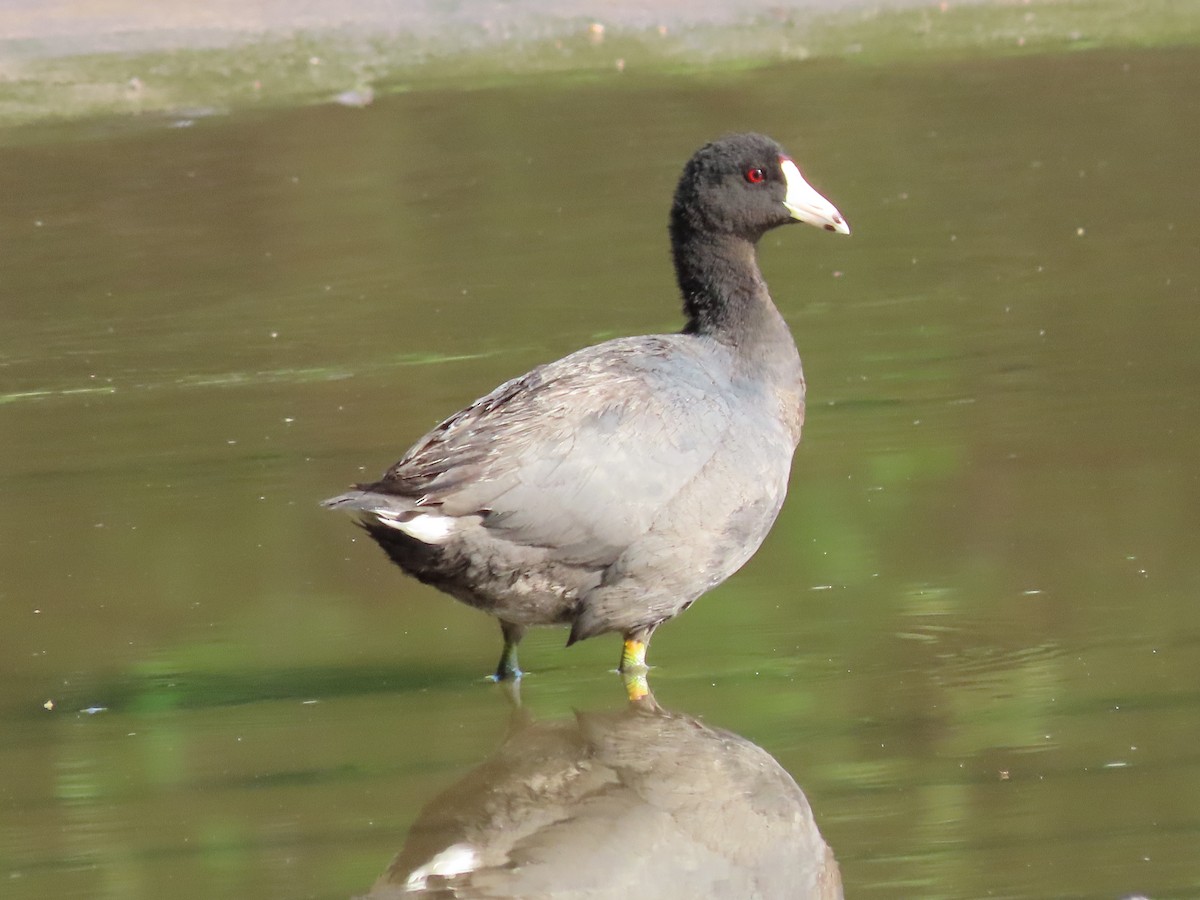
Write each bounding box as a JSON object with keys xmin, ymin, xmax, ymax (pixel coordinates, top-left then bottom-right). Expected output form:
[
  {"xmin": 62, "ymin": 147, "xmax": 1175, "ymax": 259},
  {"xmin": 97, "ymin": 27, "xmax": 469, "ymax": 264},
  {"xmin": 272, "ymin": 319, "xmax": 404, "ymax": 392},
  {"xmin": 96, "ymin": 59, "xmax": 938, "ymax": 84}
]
[{"xmin": 671, "ymin": 222, "xmax": 792, "ymax": 354}]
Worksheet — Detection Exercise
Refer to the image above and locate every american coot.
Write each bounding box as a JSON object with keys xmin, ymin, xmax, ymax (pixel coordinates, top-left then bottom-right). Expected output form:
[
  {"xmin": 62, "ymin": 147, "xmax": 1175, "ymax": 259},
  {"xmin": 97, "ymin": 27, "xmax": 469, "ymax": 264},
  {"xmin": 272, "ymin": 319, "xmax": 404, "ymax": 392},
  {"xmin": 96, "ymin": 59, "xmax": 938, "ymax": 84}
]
[{"xmin": 325, "ymin": 132, "xmax": 849, "ymax": 680}]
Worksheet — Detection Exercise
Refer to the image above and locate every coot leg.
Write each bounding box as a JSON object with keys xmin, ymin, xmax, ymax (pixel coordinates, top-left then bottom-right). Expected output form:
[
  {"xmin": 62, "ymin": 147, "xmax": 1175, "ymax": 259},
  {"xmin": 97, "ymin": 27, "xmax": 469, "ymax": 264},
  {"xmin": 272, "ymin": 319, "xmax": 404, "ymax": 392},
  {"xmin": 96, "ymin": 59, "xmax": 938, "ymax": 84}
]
[
  {"xmin": 618, "ymin": 626, "xmax": 657, "ymax": 699},
  {"xmin": 492, "ymin": 621, "xmax": 526, "ymax": 681},
  {"xmin": 618, "ymin": 624, "xmax": 658, "ymax": 673},
  {"xmin": 620, "ymin": 636, "xmax": 647, "ymax": 672}
]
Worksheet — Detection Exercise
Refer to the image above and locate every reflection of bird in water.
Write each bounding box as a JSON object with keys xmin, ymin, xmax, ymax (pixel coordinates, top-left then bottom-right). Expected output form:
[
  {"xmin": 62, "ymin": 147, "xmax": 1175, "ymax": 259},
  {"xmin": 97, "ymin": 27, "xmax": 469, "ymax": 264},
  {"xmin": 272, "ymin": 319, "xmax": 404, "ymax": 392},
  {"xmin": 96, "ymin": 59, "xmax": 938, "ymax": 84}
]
[{"xmin": 359, "ymin": 692, "xmax": 842, "ymax": 899}]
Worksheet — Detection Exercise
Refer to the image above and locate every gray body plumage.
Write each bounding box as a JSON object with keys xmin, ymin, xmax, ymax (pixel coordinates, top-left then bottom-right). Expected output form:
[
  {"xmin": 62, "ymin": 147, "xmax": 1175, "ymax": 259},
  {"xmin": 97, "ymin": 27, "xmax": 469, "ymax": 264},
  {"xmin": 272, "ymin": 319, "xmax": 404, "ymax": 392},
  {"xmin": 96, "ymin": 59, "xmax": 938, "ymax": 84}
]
[{"xmin": 325, "ymin": 329, "xmax": 803, "ymax": 643}]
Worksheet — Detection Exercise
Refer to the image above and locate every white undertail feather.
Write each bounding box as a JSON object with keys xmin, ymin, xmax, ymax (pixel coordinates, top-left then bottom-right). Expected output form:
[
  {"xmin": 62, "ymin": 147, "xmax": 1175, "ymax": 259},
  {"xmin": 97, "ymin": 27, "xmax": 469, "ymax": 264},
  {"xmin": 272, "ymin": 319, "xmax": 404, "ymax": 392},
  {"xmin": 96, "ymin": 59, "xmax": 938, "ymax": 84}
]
[
  {"xmin": 404, "ymin": 843, "xmax": 479, "ymax": 891},
  {"xmin": 373, "ymin": 509, "xmax": 456, "ymax": 544}
]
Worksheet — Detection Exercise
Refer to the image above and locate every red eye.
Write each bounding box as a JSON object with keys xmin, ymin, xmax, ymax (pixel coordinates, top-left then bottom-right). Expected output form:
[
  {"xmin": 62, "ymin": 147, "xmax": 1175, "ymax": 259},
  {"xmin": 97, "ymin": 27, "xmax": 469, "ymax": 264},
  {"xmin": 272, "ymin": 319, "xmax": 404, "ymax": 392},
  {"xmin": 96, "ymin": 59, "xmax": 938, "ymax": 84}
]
[{"xmin": 745, "ymin": 167, "xmax": 766, "ymax": 184}]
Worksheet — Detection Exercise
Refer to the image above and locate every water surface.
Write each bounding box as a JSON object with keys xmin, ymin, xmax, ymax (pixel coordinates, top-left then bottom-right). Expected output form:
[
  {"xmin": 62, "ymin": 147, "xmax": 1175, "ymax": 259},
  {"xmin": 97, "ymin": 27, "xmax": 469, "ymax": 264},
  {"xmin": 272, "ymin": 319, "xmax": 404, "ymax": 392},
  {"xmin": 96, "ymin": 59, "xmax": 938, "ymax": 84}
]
[{"xmin": 1, "ymin": 45, "xmax": 1199, "ymax": 899}]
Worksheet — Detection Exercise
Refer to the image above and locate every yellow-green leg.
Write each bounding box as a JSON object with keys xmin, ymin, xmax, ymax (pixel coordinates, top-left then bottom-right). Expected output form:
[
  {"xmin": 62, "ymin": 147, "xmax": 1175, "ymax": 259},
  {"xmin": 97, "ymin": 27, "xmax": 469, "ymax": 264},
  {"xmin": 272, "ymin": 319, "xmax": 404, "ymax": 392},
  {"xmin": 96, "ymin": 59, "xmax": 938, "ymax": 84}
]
[
  {"xmin": 618, "ymin": 624, "xmax": 658, "ymax": 672},
  {"xmin": 620, "ymin": 636, "xmax": 648, "ymax": 672},
  {"xmin": 492, "ymin": 621, "xmax": 526, "ymax": 681},
  {"xmin": 617, "ymin": 626, "xmax": 658, "ymax": 700}
]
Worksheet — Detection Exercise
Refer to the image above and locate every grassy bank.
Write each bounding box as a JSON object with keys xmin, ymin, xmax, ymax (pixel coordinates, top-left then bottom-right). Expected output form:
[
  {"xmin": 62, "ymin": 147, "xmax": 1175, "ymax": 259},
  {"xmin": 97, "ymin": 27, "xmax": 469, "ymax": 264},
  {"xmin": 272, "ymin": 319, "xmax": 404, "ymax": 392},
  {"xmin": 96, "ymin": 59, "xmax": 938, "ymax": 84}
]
[{"xmin": 1, "ymin": 0, "xmax": 1197, "ymax": 128}]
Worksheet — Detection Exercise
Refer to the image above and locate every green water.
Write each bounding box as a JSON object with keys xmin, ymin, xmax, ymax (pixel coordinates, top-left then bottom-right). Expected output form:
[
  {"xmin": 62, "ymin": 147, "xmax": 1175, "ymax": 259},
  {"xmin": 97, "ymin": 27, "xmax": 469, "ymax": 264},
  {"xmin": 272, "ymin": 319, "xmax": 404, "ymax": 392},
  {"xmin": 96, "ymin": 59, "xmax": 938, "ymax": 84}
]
[{"xmin": 2, "ymin": 45, "xmax": 1199, "ymax": 899}]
